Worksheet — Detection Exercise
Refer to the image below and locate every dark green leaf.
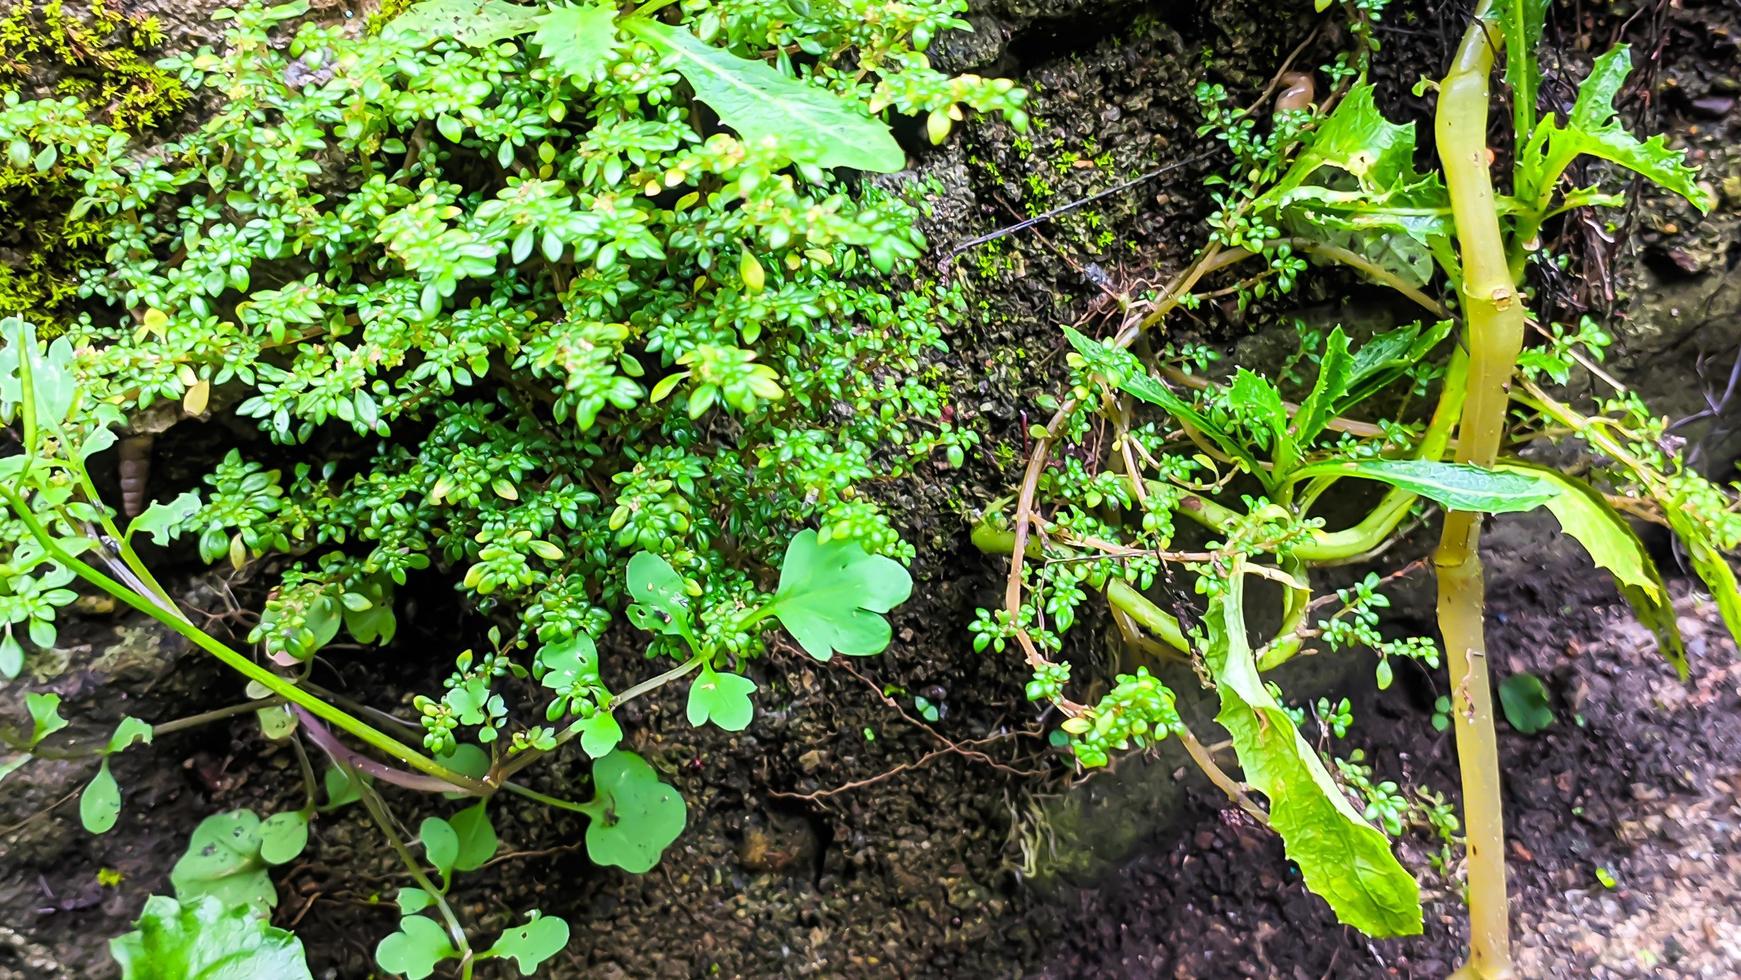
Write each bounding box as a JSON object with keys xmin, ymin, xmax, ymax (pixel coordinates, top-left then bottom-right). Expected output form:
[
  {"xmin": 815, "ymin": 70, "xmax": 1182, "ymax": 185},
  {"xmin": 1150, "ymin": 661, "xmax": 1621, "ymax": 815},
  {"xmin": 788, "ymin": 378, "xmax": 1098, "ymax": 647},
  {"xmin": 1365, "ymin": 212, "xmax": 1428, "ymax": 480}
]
[
  {"xmin": 1498, "ymin": 672, "xmax": 1555, "ymax": 734},
  {"xmin": 1292, "ymin": 327, "xmax": 1353, "ymax": 448}
]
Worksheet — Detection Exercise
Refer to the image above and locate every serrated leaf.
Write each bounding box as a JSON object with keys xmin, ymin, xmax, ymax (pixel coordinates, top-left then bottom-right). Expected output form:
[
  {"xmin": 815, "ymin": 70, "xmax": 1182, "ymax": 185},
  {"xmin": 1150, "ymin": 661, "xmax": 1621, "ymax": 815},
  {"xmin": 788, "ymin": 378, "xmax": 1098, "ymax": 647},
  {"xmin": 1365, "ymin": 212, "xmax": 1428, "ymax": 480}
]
[
  {"xmin": 1519, "ymin": 46, "xmax": 1713, "ymax": 213},
  {"xmin": 388, "ymin": 0, "xmax": 540, "ymax": 46},
  {"xmin": 1229, "ymin": 368, "xmax": 1289, "ymax": 458},
  {"xmin": 1500, "ymin": 464, "xmax": 1685, "ymax": 678},
  {"xmin": 1292, "ymin": 327, "xmax": 1353, "ymax": 449},
  {"xmin": 766, "ymin": 530, "xmax": 912, "ymax": 660},
  {"xmin": 128, "ymin": 491, "xmax": 203, "ymax": 547},
  {"xmin": 622, "ymin": 19, "xmax": 904, "ymax": 173},
  {"xmin": 1062, "ymin": 327, "xmax": 1263, "ymax": 478},
  {"xmin": 110, "ymin": 895, "xmax": 312, "ymax": 980},
  {"xmin": 449, "ymin": 803, "xmax": 498, "ymax": 872},
  {"xmin": 1288, "ymin": 459, "xmax": 1559, "ymax": 513},
  {"xmin": 81, "ymin": 759, "xmax": 122, "ymax": 834},
  {"xmin": 685, "ymin": 668, "xmax": 756, "ymax": 731},
  {"xmin": 484, "ymin": 911, "xmax": 571, "ymax": 975},
  {"xmin": 1337, "ymin": 319, "xmax": 1454, "ymax": 412},
  {"xmin": 171, "ymin": 810, "xmax": 276, "ymax": 912},
  {"xmin": 375, "ymin": 915, "xmax": 457, "ymax": 980},
  {"xmin": 584, "ymin": 750, "xmax": 686, "ymax": 873},
  {"xmin": 420, "ymin": 817, "xmax": 459, "ymax": 879},
  {"xmin": 258, "ymin": 811, "xmax": 310, "ymax": 865},
  {"xmin": 1204, "ymin": 571, "xmax": 1422, "ymax": 936},
  {"xmin": 1498, "ymin": 672, "xmax": 1555, "ymax": 734},
  {"xmin": 534, "ymin": 2, "xmax": 621, "ymax": 84}
]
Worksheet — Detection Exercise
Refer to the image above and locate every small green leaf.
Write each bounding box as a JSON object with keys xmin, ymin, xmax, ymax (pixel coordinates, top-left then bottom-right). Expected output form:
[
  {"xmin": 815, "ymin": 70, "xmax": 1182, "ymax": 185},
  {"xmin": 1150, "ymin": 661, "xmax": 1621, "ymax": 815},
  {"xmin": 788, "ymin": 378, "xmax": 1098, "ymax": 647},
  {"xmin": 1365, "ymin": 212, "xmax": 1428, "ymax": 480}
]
[
  {"xmin": 375, "ymin": 915, "xmax": 457, "ymax": 980},
  {"xmin": 584, "ymin": 750, "xmax": 687, "ymax": 873},
  {"xmin": 766, "ymin": 530, "xmax": 912, "ymax": 661},
  {"xmin": 258, "ymin": 811, "xmax": 310, "ymax": 866},
  {"xmin": 81, "ymin": 759, "xmax": 122, "ymax": 834},
  {"xmin": 256, "ymin": 705, "xmax": 297, "ymax": 740},
  {"xmin": 534, "ymin": 2, "xmax": 621, "ymax": 84},
  {"xmin": 1288, "ymin": 459, "xmax": 1559, "ymax": 513},
  {"xmin": 1229, "ymin": 368, "xmax": 1290, "ymax": 458},
  {"xmin": 449, "ymin": 803, "xmax": 499, "ymax": 872},
  {"xmin": 622, "ymin": 19, "xmax": 904, "ymax": 172},
  {"xmin": 624, "ymin": 552, "xmax": 694, "ymax": 639},
  {"xmin": 685, "ymin": 668, "xmax": 757, "ymax": 731},
  {"xmin": 1664, "ymin": 505, "xmax": 1741, "ymax": 661},
  {"xmin": 171, "ymin": 810, "xmax": 276, "ymax": 912},
  {"xmin": 110, "ymin": 895, "xmax": 312, "ymax": 980},
  {"xmin": 129, "ymin": 491, "xmax": 202, "ymax": 547},
  {"xmin": 322, "ymin": 765, "xmax": 361, "ymax": 809},
  {"xmin": 1498, "ymin": 672, "xmax": 1555, "ymax": 734},
  {"xmin": 420, "ymin": 817, "xmax": 459, "ymax": 879},
  {"xmin": 107, "ymin": 716, "xmax": 154, "ymax": 753},
  {"xmin": 538, "ymin": 635, "xmax": 598, "ymax": 689},
  {"xmin": 1292, "ymin": 327, "xmax": 1353, "ymax": 447},
  {"xmin": 575, "ymin": 711, "xmax": 622, "ymax": 758},
  {"xmin": 483, "ymin": 910, "xmax": 571, "ymax": 975},
  {"xmin": 25, "ymin": 692, "xmax": 67, "ymax": 747},
  {"xmin": 396, "ymin": 887, "xmax": 434, "ymax": 915}
]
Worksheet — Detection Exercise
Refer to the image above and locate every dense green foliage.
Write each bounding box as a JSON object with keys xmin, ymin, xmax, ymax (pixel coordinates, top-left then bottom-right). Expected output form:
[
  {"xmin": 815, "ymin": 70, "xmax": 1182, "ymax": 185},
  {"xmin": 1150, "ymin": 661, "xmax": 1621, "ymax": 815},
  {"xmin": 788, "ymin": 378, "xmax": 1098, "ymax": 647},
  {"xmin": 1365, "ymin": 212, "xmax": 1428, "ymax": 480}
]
[
  {"xmin": 1, "ymin": 0, "xmax": 1016, "ymax": 972},
  {"xmin": 977, "ymin": 0, "xmax": 1740, "ymax": 945}
]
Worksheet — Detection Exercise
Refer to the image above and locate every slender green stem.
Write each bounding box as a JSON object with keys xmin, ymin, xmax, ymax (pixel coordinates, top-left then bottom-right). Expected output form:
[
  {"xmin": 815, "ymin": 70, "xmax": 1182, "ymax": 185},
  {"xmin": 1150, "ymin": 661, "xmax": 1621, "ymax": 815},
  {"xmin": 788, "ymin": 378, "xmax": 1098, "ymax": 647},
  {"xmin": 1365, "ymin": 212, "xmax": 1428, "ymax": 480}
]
[
  {"xmin": 0, "ymin": 486, "xmax": 488, "ymax": 794},
  {"xmin": 1434, "ymin": 4, "xmax": 1518, "ymax": 975},
  {"xmin": 493, "ymin": 655, "xmax": 704, "ymax": 782},
  {"xmin": 355, "ymin": 778, "xmax": 472, "ymax": 968}
]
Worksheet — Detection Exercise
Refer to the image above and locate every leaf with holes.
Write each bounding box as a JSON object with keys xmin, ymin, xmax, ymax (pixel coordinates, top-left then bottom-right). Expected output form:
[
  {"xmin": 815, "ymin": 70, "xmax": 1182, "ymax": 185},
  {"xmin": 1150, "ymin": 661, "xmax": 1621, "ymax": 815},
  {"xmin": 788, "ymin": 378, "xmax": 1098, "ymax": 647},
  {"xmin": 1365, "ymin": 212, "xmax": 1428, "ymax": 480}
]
[
  {"xmin": 484, "ymin": 910, "xmax": 571, "ymax": 975},
  {"xmin": 171, "ymin": 810, "xmax": 276, "ymax": 912}
]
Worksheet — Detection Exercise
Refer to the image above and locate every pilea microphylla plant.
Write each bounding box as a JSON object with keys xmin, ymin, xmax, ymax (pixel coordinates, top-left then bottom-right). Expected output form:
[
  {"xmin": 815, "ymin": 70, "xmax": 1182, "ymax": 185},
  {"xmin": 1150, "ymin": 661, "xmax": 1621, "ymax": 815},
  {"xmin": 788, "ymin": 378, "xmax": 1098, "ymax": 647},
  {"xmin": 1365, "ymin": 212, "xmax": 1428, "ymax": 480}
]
[
  {"xmin": 975, "ymin": 0, "xmax": 1740, "ymax": 974},
  {"xmin": 0, "ymin": 0, "xmax": 1014, "ymax": 972}
]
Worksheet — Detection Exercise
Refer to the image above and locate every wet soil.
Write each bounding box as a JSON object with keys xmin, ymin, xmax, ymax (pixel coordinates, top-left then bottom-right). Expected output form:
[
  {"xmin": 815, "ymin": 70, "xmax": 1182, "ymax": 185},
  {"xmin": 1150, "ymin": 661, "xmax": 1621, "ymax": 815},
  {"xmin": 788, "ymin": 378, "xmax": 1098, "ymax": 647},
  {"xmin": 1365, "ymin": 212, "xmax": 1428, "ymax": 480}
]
[{"xmin": 3, "ymin": 0, "xmax": 1740, "ymax": 978}]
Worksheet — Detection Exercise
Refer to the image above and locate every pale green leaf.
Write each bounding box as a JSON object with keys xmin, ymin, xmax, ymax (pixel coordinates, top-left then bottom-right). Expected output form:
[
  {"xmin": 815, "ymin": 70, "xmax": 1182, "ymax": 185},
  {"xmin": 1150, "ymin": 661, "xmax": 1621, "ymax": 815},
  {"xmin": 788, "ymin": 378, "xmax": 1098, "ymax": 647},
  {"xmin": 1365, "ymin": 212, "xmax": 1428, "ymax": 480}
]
[
  {"xmin": 624, "ymin": 551, "xmax": 694, "ymax": 639},
  {"xmin": 534, "ymin": 2, "xmax": 621, "ymax": 84},
  {"xmin": 171, "ymin": 810, "xmax": 276, "ymax": 912},
  {"xmin": 81, "ymin": 759, "xmax": 122, "ymax": 834},
  {"xmin": 685, "ymin": 668, "xmax": 756, "ymax": 731},
  {"xmin": 584, "ymin": 750, "xmax": 686, "ymax": 873},
  {"xmin": 375, "ymin": 915, "xmax": 457, "ymax": 980},
  {"xmin": 388, "ymin": 0, "xmax": 540, "ymax": 46},
  {"xmin": 258, "ymin": 811, "xmax": 310, "ymax": 865},
  {"xmin": 26, "ymin": 692, "xmax": 67, "ymax": 747},
  {"xmin": 484, "ymin": 911, "xmax": 571, "ymax": 975},
  {"xmin": 1204, "ymin": 572, "xmax": 1422, "ymax": 936},
  {"xmin": 110, "ymin": 895, "xmax": 312, "ymax": 980},
  {"xmin": 108, "ymin": 715, "xmax": 155, "ymax": 753},
  {"xmin": 622, "ymin": 19, "xmax": 904, "ymax": 172},
  {"xmin": 767, "ymin": 530, "xmax": 912, "ymax": 660}
]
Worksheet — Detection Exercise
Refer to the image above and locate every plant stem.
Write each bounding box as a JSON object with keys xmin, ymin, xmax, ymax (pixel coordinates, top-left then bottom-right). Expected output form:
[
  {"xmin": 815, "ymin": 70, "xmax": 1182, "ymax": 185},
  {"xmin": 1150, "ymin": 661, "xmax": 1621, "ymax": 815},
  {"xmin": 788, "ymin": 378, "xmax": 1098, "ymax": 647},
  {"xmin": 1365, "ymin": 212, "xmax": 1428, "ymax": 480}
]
[
  {"xmin": 1434, "ymin": 3, "xmax": 1519, "ymax": 975},
  {"xmin": 355, "ymin": 777, "xmax": 473, "ymax": 969}
]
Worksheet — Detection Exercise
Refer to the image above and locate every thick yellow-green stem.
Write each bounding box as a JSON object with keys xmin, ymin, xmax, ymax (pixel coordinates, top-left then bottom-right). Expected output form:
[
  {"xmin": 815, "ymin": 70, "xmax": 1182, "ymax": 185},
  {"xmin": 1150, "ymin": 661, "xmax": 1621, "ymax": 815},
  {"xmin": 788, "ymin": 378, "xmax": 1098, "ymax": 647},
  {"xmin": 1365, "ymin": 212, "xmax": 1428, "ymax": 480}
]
[{"xmin": 1435, "ymin": 3, "xmax": 1521, "ymax": 976}]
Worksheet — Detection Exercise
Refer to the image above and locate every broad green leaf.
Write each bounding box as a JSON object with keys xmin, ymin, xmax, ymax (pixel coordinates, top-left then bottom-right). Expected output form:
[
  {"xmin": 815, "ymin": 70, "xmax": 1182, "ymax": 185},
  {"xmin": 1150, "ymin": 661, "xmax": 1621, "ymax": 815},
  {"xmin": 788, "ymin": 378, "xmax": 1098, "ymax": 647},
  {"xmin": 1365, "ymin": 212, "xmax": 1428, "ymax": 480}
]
[
  {"xmin": 584, "ymin": 750, "xmax": 687, "ymax": 873},
  {"xmin": 1519, "ymin": 47, "xmax": 1713, "ymax": 213},
  {"xmin": 1288, "ymin": 459, "xmax": 1559, "ymax": 513},
  {"xmin": 1498, "ymin": 672, "xmax": 1555, "ymax": 734},
  {"xmin": 538, "ymin": 634, "xmax": 598, "ymax": 689},
  {"xmin": 110, "ymin": 895, "xmax": 312, "ymax": 980},
  {"xmin": 420, "ymin": 817, "xmax": 459, "ymax": 879},
  {"xmin": 1664, "ymin": 506, "xmax": 1741, "ymax": 657},
  {"xmin": 484, "ymin": 911, "xmax": 571, "ymax": 975},
  {"xmin": 388, "ymin": 0, "xmax": 540, "ymax": 46},
  {"xmin": 1229, "ymin": 369, "xmax": 1289, "ymax": 458},
  {"xmin": 171, "ymin": 810, "xmax": 276, "ymax": 912},
  {"xmin": 624, "ymin": 551, "xmax": 694, "ymax": 639},
  {"xmin": 80, "ymin": 425, "xmax": 117, "ymax": 462},
  {"xmin": 1292, "ymin": 327, "xmax": 1352, "ymax": 448},
  {"xmin": 622, "ymin": 19, "xmax": 904, "ymax": 173},
  {"xmin": 129, "ymin": 491, "xmax": 202, "ymax": 547},
  {"xmin": 575, "ymin": 711, "xmax": 622, "ymax": 758},
  {"xmin": 449, "ymin": 803, "xmax": 499, "ymax": 872},
  {"xmin": 1204, "ymin": 571, "xmax": 1421, "ymax": 936},
  {"xmin": 375, "ymin": 915, "xmax": 457, "ymax": 980},
  {"xmin": 1500, "ymin": 464, "xmax": 1685, "ymax": 678},
  {"xmin": 25, "ymin": 692, "xmax": 67, "ymax": 747},
  {"xmin": 534, "ymin": 2, "xmax": 621, "ymax": 84},
  {"xmin": 686, "ymin": 668, "xmax": 757, "ymax": 731},
  {"xmin": 108, "ymin": 715, "xmax": 154, "ymax": 753},
  {"xmin": 767, "ymin": 530, "xmax": 912, "ymax": 660},
  {"xmin": 0, "ymin": 317, "xmax": 77, "ymax": 430},
  {"xmin": 1062, "ymin": 327, "xmax": 1263, "ymax": 478},
  {"xmin": 258, "ymin": 811, "xmax": 310, "ymax": 865},
  {"xmin": 81, "ymin": 759, "xmax": 122, "ymax": 834}
]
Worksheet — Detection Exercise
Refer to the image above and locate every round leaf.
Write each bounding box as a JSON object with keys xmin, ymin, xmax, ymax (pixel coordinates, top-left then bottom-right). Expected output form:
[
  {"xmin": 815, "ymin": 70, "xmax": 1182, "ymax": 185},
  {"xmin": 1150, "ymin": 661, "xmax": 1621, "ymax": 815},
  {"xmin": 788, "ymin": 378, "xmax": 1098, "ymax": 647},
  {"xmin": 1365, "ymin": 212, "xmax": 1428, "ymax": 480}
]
[
  {"xmin": 584, "ymin": 750, "xmax": 687, "ymax": 873},
  {"xmin": 258, "ymin": 811, "xmax": 310, "ymax": 865}
]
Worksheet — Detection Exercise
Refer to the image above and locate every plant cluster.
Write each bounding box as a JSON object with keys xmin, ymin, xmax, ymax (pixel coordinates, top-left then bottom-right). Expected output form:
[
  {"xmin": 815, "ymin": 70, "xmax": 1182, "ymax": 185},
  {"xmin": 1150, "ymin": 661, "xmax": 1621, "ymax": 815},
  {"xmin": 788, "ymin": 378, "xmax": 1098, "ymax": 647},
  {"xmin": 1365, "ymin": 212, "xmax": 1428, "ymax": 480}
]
[
  {"xmin": 1, "ymin": 0, "xmax": 1020, "ymax": 973},
  {"xmin": 976, "ymin": 0, "xmax": 1739, "ymax": 972}
]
